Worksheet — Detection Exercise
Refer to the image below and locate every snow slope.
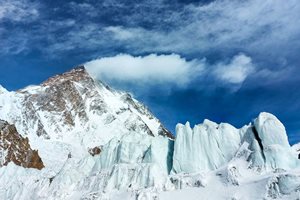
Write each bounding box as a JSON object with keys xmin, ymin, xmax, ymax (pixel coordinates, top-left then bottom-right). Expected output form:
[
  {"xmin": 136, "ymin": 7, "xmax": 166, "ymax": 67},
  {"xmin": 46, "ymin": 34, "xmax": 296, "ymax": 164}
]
[{"xmin": 0, "ymin": 67, "xmax": 299, "ymax": 200}]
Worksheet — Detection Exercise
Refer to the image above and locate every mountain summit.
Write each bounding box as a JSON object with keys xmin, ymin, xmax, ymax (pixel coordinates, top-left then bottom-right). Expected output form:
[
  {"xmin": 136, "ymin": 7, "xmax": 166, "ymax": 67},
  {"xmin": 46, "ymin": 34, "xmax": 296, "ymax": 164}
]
[{"xmin": 0, "ymin": 67, "xmax": 299, "ymax": 200}]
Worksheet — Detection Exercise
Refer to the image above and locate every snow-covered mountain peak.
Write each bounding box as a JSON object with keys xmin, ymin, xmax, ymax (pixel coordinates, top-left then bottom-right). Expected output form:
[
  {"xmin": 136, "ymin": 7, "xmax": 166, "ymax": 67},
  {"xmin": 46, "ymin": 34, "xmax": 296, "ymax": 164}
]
[
  {"xmin": 0, "ymin": 66, "xmax": 173, "ymax": 161},
  {"xmin": 41, "ymin": 66, "xmax": 89, "ymax": 86}
]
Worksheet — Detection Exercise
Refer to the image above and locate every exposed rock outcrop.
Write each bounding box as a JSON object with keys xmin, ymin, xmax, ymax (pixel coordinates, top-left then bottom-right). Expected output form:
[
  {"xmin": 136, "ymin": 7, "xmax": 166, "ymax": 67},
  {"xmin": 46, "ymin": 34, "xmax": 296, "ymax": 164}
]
[
  {"xmin": 88, "ymin": 146, "xmax": 101, "ymax": 156},
  {"xmin": 0, "ymin": 120, "xmax": 44, "ymax": 170}
]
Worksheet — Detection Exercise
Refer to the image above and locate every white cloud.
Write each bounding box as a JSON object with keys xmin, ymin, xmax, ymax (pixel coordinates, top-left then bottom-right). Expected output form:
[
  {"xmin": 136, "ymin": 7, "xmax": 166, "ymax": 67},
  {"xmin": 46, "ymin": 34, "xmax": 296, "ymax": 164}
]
[
  {"xmin": 85, "ymin": 53, "xmax": 258, "ymax": 88},
  {"xmin": 85, "ymin": 54, "xmax": 204, "ymax": 87},
  {"xmin": 213, "ymin": 54, "xmax": 255, "ymax": 84}
]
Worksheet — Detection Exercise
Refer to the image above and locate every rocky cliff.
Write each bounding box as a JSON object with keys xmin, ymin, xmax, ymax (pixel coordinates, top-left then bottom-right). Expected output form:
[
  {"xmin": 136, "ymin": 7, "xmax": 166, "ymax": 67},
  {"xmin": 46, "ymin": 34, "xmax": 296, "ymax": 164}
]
[{"xmin": 0, "ymin": 120, "xmax": 44, "ymax": 169}]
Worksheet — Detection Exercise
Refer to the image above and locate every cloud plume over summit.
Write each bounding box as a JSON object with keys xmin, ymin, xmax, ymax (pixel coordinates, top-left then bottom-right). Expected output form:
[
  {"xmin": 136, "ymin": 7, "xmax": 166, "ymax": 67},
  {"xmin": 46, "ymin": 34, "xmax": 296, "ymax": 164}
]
[
  {"xmin": 86, "ymin": 53, "xmax": 256, "ymax": 88},
  {"xmin": 85, "ymin": 54, "xmax": 204, "ymax": 87}
]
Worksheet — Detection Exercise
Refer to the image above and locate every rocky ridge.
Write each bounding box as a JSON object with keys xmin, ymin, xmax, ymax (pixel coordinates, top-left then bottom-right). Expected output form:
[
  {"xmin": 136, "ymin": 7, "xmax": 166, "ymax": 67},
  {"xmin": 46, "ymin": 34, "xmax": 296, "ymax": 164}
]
[{"xmin": 0, "ymin": 120, "xmax": 44, "ymax": 169}]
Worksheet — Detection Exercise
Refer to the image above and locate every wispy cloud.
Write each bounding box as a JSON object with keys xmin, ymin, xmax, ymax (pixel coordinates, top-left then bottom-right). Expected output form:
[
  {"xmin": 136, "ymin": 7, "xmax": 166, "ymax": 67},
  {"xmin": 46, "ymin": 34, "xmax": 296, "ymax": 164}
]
[
  {"xmin": 0, "ymin": 0, "xmax": 40, "ymax": 55},
  {"xmin": 0, "ymin": 0, "xmax": 40, "ymax": 22},
  {"xmin": 68, "ymin": 2, "xmax": 98, "ymax": 17},
  {"xmin": 2, "ymin": 0, "xmax": 300, "ymax": 61},
  {"xmin": 100, "ymin": 0, "xmax": 300, "ymax": 57}
]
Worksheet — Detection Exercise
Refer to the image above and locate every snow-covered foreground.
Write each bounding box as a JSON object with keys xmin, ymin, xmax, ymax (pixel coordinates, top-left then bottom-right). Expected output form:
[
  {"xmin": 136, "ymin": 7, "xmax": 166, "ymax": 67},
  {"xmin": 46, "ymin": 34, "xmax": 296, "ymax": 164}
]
[{"xmin": 0, "ymin": 67, "xmax": 299, "ymax": 200}]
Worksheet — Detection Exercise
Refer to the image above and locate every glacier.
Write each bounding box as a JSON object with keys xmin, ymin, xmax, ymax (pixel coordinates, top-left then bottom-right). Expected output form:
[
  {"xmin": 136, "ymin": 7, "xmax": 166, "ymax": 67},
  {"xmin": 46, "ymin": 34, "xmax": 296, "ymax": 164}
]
[{"xmin": 0, "ymin": 67, "xmax": 299, "ymax": 200}]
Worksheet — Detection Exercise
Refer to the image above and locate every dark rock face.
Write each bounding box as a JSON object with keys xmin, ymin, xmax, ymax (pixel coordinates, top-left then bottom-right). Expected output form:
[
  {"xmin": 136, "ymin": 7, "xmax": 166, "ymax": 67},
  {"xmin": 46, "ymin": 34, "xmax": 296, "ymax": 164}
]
[
  {"xmin": 158, "ymin": 125, "xmax": 174, "ymax": 139},
  {"xmin": 41, "ymin": 66, "xmax": 88, "ymax": 86},
  {"xmin": 88, "ymin": 146, "xmax": 101, "ymax": 156},
  {"xmin": 0, "ymin": 120, "xmax": 44, "ymax": 170}
]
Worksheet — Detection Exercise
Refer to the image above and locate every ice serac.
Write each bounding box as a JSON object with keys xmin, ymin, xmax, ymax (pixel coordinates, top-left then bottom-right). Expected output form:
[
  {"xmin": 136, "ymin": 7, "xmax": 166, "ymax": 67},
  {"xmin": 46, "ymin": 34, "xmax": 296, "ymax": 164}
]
[
  {"xmin": 248, "ymin": 112, "xmax": 300, "ymax": 170},
  {"xmin": 172, "ymin": 112, "xmax": 300, "ymax": 174},
  {"xmin": 254, "ymin": 112, "xmax": 289, "ymax": 148},
  {"xmin": 172, "ymin": 120, "xmax": 242, "ymax": 173}
]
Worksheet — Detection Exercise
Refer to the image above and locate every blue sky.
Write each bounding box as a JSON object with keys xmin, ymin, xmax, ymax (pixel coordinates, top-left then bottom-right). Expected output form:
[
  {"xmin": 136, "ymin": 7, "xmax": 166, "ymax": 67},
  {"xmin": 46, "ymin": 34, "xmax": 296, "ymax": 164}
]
[{"xmin": 0, "ymin": 0, "xmax": 300, "ymax": 144}]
